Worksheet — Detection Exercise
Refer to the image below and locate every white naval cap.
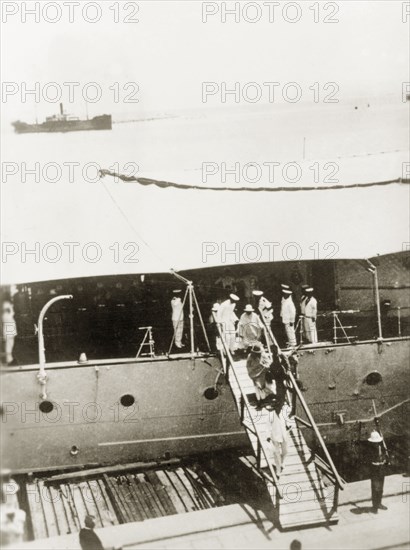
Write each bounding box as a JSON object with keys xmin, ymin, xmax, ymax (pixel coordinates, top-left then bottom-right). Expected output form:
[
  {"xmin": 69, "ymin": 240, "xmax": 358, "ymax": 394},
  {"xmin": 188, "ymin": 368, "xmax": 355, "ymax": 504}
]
[
  {"xmin": 229, "ymin": 294, "xmax": 240, "ymax": 302},
  {"xmin": 368, "ymin": 430, "xmax": 383, "ymax": 443},
  {"xmin": 282, "ymin": 289, "xmax": 292, "ymax": 295},
  {"xmin": 252, "ymin": 290, "xmax": 264, "ymax": 296}
]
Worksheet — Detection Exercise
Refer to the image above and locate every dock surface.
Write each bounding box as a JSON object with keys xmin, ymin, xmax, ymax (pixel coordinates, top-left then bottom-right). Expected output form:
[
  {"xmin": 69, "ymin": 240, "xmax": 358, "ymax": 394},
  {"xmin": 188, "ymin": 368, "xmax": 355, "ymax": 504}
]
[{"xmin": 11, "ymin": 473, "xmax": 410, "ymax": 549}]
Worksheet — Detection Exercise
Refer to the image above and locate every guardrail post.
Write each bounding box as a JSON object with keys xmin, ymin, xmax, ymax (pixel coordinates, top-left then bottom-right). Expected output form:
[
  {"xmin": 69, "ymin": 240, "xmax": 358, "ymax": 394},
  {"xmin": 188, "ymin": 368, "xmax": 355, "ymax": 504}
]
[
  {"xmin": 332, "ymin": 483, "xmax": 339, "ymax": 515},
  {"xmin": 257, "ymin": 439, "xmax": 261, "ymax": 469},
  {"xmin": 225, "ymin": 355, "xmax": 230, "ymax": 382},
  {"xmin": 240, "ymin": 394, "xmax": 245, "ymax": 423}
]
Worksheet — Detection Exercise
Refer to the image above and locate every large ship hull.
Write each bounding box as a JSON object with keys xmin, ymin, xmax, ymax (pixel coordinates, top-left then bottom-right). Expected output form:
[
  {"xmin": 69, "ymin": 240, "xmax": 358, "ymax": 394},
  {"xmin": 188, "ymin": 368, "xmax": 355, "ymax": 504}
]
[
  {"xmin": 1, "ymin": 338, "xmax": 409, "ymax": 473},
  {"xmin": 11, "ymin": 114, "xmax": 112, "ymax": 133}
]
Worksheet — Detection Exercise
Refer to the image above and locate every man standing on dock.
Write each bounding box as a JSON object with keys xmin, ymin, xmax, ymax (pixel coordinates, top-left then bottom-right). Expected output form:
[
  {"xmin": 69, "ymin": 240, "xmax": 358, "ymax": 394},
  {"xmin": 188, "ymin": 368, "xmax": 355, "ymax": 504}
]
[
  {"xmin": 79, "ymin": 515, "xmax": 104, "ymax": 550},
  {"xmin": 368, "ymin": 431, "xmax": 388, "ymax": 514},
  {"xmin": 280, "ymin": 289, "xmax": 297, "ymax": 347}
]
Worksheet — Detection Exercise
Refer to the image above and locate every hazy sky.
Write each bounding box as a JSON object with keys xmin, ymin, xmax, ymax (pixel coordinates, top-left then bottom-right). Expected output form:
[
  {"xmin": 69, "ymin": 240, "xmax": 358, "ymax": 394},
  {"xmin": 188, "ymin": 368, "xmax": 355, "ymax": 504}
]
[
  {"xmin": 1, "ymin": 1, "xmax": 409, "ymax": 120},
  {"xmin": 1, "ymin": 1, "xmax": 409, "ymax": 283}
]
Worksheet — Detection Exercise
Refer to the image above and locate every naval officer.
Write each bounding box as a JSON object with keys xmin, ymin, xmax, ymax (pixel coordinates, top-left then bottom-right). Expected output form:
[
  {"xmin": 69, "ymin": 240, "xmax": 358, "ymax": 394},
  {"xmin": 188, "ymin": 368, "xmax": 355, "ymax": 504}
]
[
  {"xmin": 216, "ymin": 294, "xmax": 239, "ymax": 354},
  {"xmin": 303, "ymin": 287, "xmax": 318, "ymax": 343},
  {"xmin": 280, "ymin": 289, "xmax": 296, "ymax": 347},
  {"xmin": 171, "ymin": 290, "xmax": 184, "ymax": 348},
  {"xmin": 253, "ymin": 290, "xmax": 274, "ymax": 327},
  {"xmin": 368, "ymin": 431, "xmax": 388, "ymax": 514}
]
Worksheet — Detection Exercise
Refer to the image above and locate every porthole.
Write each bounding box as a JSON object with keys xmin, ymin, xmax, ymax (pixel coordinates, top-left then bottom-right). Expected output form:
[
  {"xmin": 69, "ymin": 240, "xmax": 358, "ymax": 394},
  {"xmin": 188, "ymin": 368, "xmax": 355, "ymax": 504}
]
[
  {"xmin": 39, "ymin": 401, "xmax": 54, "ymax": 414},
  {"xmin": 120, "ymin": 394, "xmax": 135, "ymax": 407},
  {"xmin": 203, "ymin": 387, "xmax": 219, "ymax": 400},
  {"xmin": 365, "ymin": 371, "xmax": 382, "ymax": 386}
]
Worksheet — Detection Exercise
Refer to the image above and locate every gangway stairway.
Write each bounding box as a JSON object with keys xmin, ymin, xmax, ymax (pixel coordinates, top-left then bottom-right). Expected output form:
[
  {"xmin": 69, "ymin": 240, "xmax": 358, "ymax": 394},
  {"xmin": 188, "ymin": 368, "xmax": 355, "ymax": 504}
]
[
  {"xmin": 213, "ymin": 317, "xmax": 345, "ymax": 530},
  {"xmin": 231, "ymin": 358, "xmax": 341, "ymax": 529}
]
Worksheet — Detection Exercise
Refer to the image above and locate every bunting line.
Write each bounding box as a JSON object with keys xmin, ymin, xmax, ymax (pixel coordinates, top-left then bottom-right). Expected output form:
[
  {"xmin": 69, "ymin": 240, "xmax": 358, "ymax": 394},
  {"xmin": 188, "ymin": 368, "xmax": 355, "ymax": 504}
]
[{"xmin": 99, "ymin": 170, "xmax": 410, "ymax": 193}]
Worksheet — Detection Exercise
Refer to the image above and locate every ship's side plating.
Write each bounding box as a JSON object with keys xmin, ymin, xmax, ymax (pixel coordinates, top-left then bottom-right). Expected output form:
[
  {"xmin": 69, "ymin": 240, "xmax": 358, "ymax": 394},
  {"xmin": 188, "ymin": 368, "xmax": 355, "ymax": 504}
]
[
  {"xmin": 295, "ymin": 338, "xmax": 410, "ymax": 444},
  {"xmin": 0, "ymin": 354, "xmax": 245, "ymax": 472},
  {"xmin": 1, "ymin": 338, "xmax": 409, "ymax": 473}
]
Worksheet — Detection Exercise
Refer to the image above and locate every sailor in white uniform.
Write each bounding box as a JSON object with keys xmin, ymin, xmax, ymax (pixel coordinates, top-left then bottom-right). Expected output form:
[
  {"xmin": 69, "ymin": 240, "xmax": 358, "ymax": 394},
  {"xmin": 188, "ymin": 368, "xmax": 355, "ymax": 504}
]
[
  {"xmin": 253, "ymin": 290, "xmax": 274, "ymax": 326},
  {"xmin": 299, "ymin": 284, "xmax": 309, "ymax": 343},
  {"xmin": 303, "ymin": 287, "xmax": 318, "ymax": 343},
  {"xmin": 280, "ymin": 289, "xmax": 296, "ymax": 347},
  {"xmin": 171, "ymin": 290, "xmax": 184, "ymax": 348},
  {"xmin": 216, "ymin": 294, "xmax": 239, "ymax": 353},
  {"xmin": 1, "ymin": 301, "xmax": 17, "ymax": 365}
]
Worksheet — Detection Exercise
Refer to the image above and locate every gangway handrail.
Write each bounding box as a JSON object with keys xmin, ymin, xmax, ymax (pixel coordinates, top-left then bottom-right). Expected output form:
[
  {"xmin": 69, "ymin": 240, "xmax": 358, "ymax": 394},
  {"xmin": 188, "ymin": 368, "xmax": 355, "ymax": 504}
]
[
  {"xmin": 286, "ymin": 368, "xmax": 345, "ymax": 491},
  {"xmin": 260, "ymin": 317, "xmax": 345, "ymax": 492},
  {"xmin": 212, "ymin": 313, "xmax": 283, "ymax": 499}
]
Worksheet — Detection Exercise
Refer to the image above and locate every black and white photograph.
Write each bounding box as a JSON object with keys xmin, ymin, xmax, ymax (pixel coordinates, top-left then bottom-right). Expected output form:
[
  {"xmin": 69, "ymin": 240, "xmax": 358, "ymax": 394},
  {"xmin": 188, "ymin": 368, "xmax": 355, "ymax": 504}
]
[{"xmin": 1, "ymin": 1, "xmax": 409, "ymax": 548}]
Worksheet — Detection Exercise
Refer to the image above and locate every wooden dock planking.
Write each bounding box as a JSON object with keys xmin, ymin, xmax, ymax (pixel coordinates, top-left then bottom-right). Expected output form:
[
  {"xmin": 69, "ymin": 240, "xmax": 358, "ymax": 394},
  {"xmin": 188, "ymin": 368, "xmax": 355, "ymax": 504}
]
[
  {"xmin": 134, "ymin": 473, "xmax": 159, "ymax": 519},
  {"xmin": 25, "ymin": 482, "xmax": 48, "ymax": 540},
  {"xmin": 47, "ymin": 459, "xmax": 181, "ymax": 483},
  {"xmin": 114, "ymin": 477, "xmax": 141, "ymax": 523},
  {"xmin": 78, "ymin": 481, "xmax": 95, "ymax": 518},
  {"xmin": 183, "ymin": 467, "xmax": 213, "ymax": 509},
  {"xmin": 61, "ymin": 484, "xmax": 82, "ymax": 531},
  {"xmin": 36, "ymin": 480, "xmax": 59, "ymax": 538},
  {"xmin": 155, "ymin": 470, "xmax": 189, "ymax": 515},
  {"xmin": 142, "ymin": 477, "xmax": 168, "ymax": 517},
  {"xmin": 102, "ymin": 474, "xmax": 128, "ymax": 524},
  {"xmin": 47, "ymin": 483, "xmax": 69, "ymax": 536},
  {"xmin": 175, "ymin": 468, "xmax": 204, "ymax": 511},
  {"xmin": 195, "ymin": 469, "xmax": 225, "ymax": 506},
  {"xmin": 142, "ymin": 472, "xmax": 173, "ymax": 516},
  {"xmin": 83, "ymin": 480, "xmax": 105, "ymax": 528},
  {"xmin": 69, "ymin": 482, "xmax": 90, "ymax": 531},
  {"xmin": 52, "ymin": 485, "xmax": 74, "ymax": 536},
  {"xmin": 144, "ymin": 471, "xmax": 178, "ymax": 516},
  {"xmin": 95, "ymin": 478, "xmax": 118, "ymax": 526},
  {"xmin": 112, "ymin": 476, "xmax": 137, "ymax": 523},
  {"xmin": 166, "ymin": 469, "xmax": 198, "ymax": 512},
  {"xmin": 23, "ymin": 461, "xmax": 232, "ymax": 541},
  {"xmin": 125, "ymin": 475, "xmax": 150, "ymax": 521},
  {"xmin": 135, "ymin": 473, "xmax": 164, "ymax": 518}
]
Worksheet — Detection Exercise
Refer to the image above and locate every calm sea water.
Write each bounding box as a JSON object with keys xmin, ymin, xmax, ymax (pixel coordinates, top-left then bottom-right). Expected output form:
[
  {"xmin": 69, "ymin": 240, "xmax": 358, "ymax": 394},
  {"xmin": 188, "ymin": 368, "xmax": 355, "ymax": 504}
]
[{"xmin": 2, "ymin": 100, "xmax": 408, "ymax": 185}]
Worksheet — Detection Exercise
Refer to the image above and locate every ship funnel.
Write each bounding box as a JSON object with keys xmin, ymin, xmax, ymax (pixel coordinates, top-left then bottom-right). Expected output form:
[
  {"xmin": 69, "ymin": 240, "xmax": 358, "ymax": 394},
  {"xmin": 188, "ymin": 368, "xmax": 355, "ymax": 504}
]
[{"xmin": 59, "ymin": 103, "xmax": 64, "ymax": 115}]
